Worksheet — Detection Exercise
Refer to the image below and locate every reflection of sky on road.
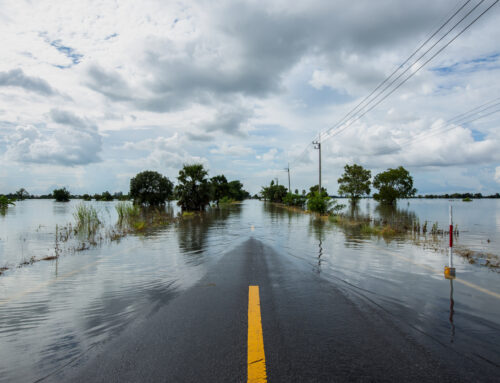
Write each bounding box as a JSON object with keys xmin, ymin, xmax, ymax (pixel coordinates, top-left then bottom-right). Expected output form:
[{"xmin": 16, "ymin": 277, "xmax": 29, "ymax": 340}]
[{"xmin": 0, "ymin": 199, "xmax": 499, "ymax": 381}]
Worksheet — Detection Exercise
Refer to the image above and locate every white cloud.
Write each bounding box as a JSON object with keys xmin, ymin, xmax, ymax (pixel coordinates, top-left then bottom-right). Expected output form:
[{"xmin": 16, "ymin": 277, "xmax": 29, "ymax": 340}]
[
  {"xmin": 4, "ymin": 110, "xmax": 102, "ymax": 166},
  {"xmin": 1, "ymin": 0, "xmax": 500, "ymax": 194},
  {"xmin": 210, "ymin": 142, "xmax": 254, "ymax": 156},
  {"xmin": 495, "ymin": 167, "xmax": 500, "ymax": 184}
]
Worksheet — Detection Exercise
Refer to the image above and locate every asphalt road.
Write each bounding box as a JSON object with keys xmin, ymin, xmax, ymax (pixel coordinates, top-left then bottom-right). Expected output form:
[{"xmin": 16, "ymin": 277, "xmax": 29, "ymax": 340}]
[{"xmin": 52, "ymin": 238, "xmax": 498, "ymax": 382}]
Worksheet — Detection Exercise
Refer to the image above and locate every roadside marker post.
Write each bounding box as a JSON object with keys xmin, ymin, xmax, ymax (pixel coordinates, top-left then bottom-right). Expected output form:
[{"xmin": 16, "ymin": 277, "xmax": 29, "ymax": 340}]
[{"xmin": 444, "ymin": 204, "xmax": 456, "ymax": 279}]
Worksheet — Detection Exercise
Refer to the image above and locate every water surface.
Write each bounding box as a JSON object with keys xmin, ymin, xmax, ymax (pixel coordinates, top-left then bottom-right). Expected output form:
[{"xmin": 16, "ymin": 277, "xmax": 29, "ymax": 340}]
[{"xmin": 0, "ymin": 199, "xmax": 499, "ymax": 381}]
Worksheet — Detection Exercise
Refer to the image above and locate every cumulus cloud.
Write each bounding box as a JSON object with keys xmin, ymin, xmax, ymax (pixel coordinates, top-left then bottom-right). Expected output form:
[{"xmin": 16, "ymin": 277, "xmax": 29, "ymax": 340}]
[
  {"xmin": 123, "ymin": 134, "xmax": 208, "ymax": 170},
  {"xmin": 4, "ymin": 110, "xmax": 102, "ymax": 166},
  {"xmin": 0, "ymin": 68, "xmax": 56, "ymax": 95},
  {"xmin": 210, "ymin": 142, "xmax": 254, "ymax": 156},
  {"xmin": 495, "ymin": 167, "xmax": 500, "ymax": 183}
]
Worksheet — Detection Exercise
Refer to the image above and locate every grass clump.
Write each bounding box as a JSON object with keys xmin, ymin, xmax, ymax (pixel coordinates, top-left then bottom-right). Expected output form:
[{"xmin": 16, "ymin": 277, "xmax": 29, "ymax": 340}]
[
  {"xmin": 219, "ymin": 196, "xmax": 237, "ymax": 205},
  {"xmin": 462, "ymin": 197, "xmax": 472, "ymax": 202},
  {"xmin": 73, "ymin": 203, "xmax": 101, "ymax": 237},
  {"xmin": 116, "ymin": 202, "xmax": 141, "ymax": 226}
]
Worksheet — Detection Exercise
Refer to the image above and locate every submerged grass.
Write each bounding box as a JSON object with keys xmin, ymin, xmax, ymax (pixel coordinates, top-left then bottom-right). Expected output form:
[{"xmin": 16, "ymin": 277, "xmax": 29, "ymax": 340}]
[{"xmin": 73, "ymin": 203, "xmax": 101, "ymax": 237}]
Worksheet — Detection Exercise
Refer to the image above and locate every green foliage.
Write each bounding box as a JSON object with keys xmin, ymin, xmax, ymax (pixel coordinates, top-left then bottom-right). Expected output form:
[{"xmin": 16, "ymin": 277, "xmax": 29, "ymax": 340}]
[
  {"xmin": 176, "ymin": 164, "xmax": 211, "ymax": 211},
  {"xmin": 373, "ymin": 166, "xmax": 416, "ymax": 205},
  {"xmin": 100, "ymin": 191, "xmax": 113, "ymax": 201},
  {"xmin": 210, "ymin": 174, "xmax": 229, "ymax": 205},
  {"xmin": 130, "ymin": 170, "xmax": 173, "ymax": 206},
  {"xmin": 307, "ymin": 192, "xmax": 331, "ymax": 214},
  {"xmin": 210, "ymin": 176, "xmax": 249, "ymax": 205},
  {"xmin": 219, "ymin": 196, "xmax": 236, "ymax": 204},
  {"xmin": 73, "ymin": 203, "xmax": 101, "ymax": 236},
  {"xmin": 337, "ymin": 163, "xmax": 371, "ymax": 202},
  {"xmin": 115, "ymin": 202, "xmax": 141, "ymax": 225},
  {"xmin": 53, "ymin": 187, "xmax": 70, "ymax": 202},
  {"xmin": 227, "ymin": 180, "xmax": 250, "ymax": 201},
  {"xmin": 82, "ymin": 194, "xmax": 92, "ymax": 201},
  {"xmin": 260, "ymin": 180, "xmax": 288, "ymax": 202},
  {"xmin": 306, "ymin": 192, "xmax": 345, "ymax": 215},
  {"xmin": 283, "ymin": 192, "xmax": 307, "ymax": 208},
  {"xmin": 462, "ymin": 197, "xmax": 472, "ymax": 202},
  {"xmin": 15, "ymin": 188, "xmax": 29, "ymax": 200},
  {"xmin": 0, "ymin": 195, "xmax": 16, "ymax": 208},
  {"xmin": 307, "ymin": 185, "xmax": 328, "ymax": 198}
]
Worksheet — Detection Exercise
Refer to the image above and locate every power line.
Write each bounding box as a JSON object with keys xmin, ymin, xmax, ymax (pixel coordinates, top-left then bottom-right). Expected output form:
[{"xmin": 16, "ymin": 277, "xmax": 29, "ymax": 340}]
[
  {"xmin": 324, "ymin": 0, "xmax": 475, "ymax": 137},
  {"xmin": 289, "ymin": 0, "xmax": 498, "ymax": 167},
  {"xmin": 322, "ymin": 0, "xmax": 499, "ymax": 143}
]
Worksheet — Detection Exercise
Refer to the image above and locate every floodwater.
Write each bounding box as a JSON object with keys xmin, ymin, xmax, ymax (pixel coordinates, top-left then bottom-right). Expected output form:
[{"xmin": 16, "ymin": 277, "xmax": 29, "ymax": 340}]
[{"xmin": 0, "ymin": 199, "xmax": 499, "ymax": 381}]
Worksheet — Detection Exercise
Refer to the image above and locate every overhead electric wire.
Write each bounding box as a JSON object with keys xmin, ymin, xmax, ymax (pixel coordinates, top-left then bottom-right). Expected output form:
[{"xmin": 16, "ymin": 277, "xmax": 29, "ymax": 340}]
[
  {"xmin": 322, "ymin": 0, "xmax": 499, "ymax": 143},
  {"xmin": 397, "ymin": 101, "xmax": 500, "ymax": 149},
  {"xmin": 289, "ymin": 0, "xmax": 498, "ymax": 168},
  {"xmin": 323, "ymin": 0, "xmax": 474, "ymax": 137}
]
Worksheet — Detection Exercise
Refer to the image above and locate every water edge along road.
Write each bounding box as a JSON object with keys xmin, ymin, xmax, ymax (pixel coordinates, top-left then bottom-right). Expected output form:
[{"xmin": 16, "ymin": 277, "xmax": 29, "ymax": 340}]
[{"xmin": 48, "ymin": 237, "xmax": 499, "ymax": 382}]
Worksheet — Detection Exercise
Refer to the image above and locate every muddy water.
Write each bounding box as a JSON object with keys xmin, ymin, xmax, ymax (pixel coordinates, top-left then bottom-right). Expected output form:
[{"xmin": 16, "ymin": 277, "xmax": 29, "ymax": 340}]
[{"xmin": 0, "ymin": 199, "xmax": 499, "ymax": 381}]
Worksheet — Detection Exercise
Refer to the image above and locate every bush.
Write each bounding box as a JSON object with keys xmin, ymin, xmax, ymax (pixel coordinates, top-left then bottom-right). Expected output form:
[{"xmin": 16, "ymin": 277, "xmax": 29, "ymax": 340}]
[
  {"xmin": 130, "ymin": 171, "xmax": 173, "ymax": 206},
  {"xmin": 0, "ymin": 195, "xmax": 15, "ymax": 208},
  {"xmin": 283, "ymin": 192, "xmax": 306, "ymax": 208},
  {"xmin": 307, "ymin": 192, "xmax": 345, "ymax": 215},
  {"xmin": 53, "ymin": 187, "xmax": 70, "ymax": 202},
  {"xmin": 260, "ymin": 180, "xmax": 288, "ymax": 202}
]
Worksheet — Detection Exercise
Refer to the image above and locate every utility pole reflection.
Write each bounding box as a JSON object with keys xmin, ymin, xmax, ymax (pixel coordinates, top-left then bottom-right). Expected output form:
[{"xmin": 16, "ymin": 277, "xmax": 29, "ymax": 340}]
[{"xmin": 449, "ymin": 279, "xmax": 455, "ymax": 342}]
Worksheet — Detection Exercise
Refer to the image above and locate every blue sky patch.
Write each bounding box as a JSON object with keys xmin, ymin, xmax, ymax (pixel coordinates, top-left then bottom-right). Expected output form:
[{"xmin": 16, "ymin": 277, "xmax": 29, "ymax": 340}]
[
  {"xmin": 431, "ymin": 52, "xmax": 500, "ymax": 75},
  {"xmin": 50, "ymin": 40, "xmax": 83, "ymax": 68}
]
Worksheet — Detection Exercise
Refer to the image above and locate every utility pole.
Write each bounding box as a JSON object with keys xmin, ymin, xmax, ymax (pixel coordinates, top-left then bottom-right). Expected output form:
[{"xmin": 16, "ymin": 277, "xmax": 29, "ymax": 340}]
[
  {"xmin": 312, "ymin": 132, "xmax": 322, "ymax": 194},
  {"xmin": 284, "ymin": 163, "xmax": 291, "ymax": 192}
]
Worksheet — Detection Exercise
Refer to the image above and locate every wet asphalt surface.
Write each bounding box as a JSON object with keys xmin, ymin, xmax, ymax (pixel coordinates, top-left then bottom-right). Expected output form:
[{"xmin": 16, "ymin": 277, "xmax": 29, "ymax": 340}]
[{"xmin": 51, "ymin": 238, "xmax": 499, "ymax": 382}]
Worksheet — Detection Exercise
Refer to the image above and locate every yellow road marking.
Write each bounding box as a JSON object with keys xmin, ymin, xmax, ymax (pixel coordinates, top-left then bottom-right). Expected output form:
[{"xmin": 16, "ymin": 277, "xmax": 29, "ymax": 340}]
[
  {"xmin": 248, "ymin": 285, "xmax": 267, "ymax": 383},
  {"xmin": 384, "ymin": 250, "xmax": 500, "ymax": 300}
]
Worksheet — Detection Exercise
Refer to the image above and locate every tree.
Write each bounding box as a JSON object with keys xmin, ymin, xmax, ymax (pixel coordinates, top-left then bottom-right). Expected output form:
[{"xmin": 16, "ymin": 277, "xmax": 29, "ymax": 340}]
[
  {"xmin": 100, "ymin": 191, "xmax": 114, "ymax": 201},
  {"xmin": 307, "ymin": 185, "xmax": 328, "ymax": 198},
  {"xmin": 130, "ymin": 170, "xmax": 173, "ymax": 206},
  {"xmin": 227, "ymin": 180, "xmax": 250, "ymax": 201},
  {"xmin": 260, "ymin": 180, "xmax": 288, "ymax": 202},
  {"xmin": 176, "ymin": 164, "xmax": 211, "ymax": 211},
  {"xmin": 16, "ymin": 188, "xmax": 30, "ymax": 200},
  {"xmin": 337, "ymin": 164, "xmax": 371, "ymax": 202},
  {"xmin": 53, "ymin": 187, "xmax": 70, "ymax": 202},
  {"xmin": 373, "ymin": 166, "xmax": 416, "ymax": 205},
  {"xmin": 210, "ymin": 175, "xmax": 229, "ymax": 205}
]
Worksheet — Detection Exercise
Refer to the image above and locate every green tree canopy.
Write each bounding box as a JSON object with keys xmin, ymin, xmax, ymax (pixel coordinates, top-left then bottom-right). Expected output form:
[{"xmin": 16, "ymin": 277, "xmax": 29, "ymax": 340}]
[
  {"xmin": 261, "ymin": 180, "xmax": 288, "ymax": 202},
  {"xmin": 53, "ymin": 187, "xmax": 70, "ymax": 202},
  {"xmin": 16, "ymin": 188, "xmax": 30, "ymax": 200},
  {"xmin": 210, "ymin": 175, "xmax": 229, "ymax": 205},
  {"xmin": 373, "ymin": 166, "xmax": 417, "ymax": 205},
  {"xmin": 176, "ymin": 164, "xmax": 211, "ymax": 211},
  {"xmin": 130, "ymin": 170, "xmax": 173, "ymax": 206},
  {"xmin": 307, "ymin": 185, "xmax": 328, "ymax": 198},
  {"xmin": 227, "ymin": 180, "xmax": 250, "ymax": 201},
  {"xmin": 337, "ymin": 164, "xmax": 371, "ymax": 202}
]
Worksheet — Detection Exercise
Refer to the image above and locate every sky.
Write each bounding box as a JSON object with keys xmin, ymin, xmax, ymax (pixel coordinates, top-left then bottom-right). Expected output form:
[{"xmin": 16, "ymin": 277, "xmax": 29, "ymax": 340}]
[{"xmin": 1, "ymin": 0, "xmax": 499, "ymax": 196}]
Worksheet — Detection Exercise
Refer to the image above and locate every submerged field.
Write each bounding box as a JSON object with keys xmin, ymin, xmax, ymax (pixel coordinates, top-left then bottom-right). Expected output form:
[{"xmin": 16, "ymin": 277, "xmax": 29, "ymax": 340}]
[{"xmin": 0, "ymin": 199, "xmax": 499, "ymax": 381}]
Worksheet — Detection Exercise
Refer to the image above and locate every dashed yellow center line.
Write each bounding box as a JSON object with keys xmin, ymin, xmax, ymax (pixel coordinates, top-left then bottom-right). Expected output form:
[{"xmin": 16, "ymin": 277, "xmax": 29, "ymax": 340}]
[{"xmin": 248, "ymin": 285, "xmax": 267, "ymax": 383}]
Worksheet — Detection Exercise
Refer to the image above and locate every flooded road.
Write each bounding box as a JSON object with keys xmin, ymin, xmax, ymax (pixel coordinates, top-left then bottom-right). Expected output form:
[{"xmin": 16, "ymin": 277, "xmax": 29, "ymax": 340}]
[{"xmin": 0, "ymin": 199, "xmax": 499, "ymax": 381}]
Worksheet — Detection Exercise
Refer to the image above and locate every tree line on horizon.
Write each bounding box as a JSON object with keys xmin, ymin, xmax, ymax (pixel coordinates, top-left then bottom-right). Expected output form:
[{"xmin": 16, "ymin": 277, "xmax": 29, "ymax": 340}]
[{"xmin": 0, "ymin": 164, "xmax": 250, "ymax": 211}]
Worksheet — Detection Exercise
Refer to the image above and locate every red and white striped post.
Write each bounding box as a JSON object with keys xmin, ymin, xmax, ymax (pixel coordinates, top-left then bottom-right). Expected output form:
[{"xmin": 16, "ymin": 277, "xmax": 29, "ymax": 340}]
[{"xmin": 445, "ymin": 205, "xmax": 456, "ymax": 279}]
